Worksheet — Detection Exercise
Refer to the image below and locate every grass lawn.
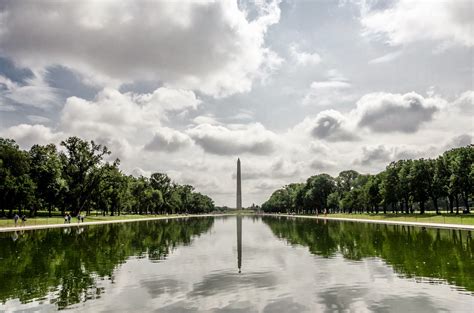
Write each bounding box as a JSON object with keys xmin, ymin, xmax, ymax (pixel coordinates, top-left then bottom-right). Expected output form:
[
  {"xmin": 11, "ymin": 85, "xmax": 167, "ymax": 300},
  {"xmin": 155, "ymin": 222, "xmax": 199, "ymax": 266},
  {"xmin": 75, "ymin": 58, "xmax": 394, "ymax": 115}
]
[
  {"xmin": 326, "ymin": 213, "xmax": 474, "ymax": 226},
  {"xmin": 0, "ymin": 214, "xmax": 180, "ymax": 228}
]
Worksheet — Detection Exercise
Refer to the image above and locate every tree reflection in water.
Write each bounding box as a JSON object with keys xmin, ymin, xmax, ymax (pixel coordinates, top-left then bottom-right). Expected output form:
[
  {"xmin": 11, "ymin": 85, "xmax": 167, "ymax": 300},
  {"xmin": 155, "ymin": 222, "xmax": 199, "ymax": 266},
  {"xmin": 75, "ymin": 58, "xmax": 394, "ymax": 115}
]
[
  {"xmin": 262, "ymin": 216, "xmax": 474, "ymax": 293},
  {"xmin": 0, "ymin": 217, "xmax": 214, "ymax": 309}
]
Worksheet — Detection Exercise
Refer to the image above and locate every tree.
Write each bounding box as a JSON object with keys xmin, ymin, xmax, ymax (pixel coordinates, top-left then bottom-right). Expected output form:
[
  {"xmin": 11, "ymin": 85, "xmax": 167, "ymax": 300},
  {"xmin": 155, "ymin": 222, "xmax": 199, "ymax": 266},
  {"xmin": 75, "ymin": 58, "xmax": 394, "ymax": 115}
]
[
  {"xmin": 150, "ymin": 173, "xmax": 173, "ymax": 212},
  {"xmin": 60, "ymin": 137, "xmax": 111, "ymax": 216},
  {"xmin": 327, "ymin": 191, "xmax": 340, "ymax": 213},
  {"xmin": 189, "ymin": 193, "xmax": 214, "ymax": 213},
  {"xmin": 262, "ymin": 145, "xmax": 473, "ymax": 216},
  {"xmin": 0, "ymin": 138, "xmax": 36, "ymax": 217},
  {"xmin": 262, "ymin": 188, "xmax": 290, "ymax": 213},
  {"xmin": 92, "ymin": 163, "xmax": 130, "ymax": 216},
  {"xmin": 398, "ymin": 160, "xmax": 412, "ymax": 214},
  {"xmin": 410, "ymin": 159, "xmax": 431, "ymax": 214},
  {"xmin": 380, "ymin": 163, "xmax": 400, "ymax": 214},
  {"xmin": 427, "ymin": 158, "xmax": 446, "ymax": 214},
  {"xmin": 0, "ymin": 136, "xmax": 216, "ymax": 217},
  {"xmin": 336, "ymin": 170, "xmax": 360, "ymax": 193},
  {"xmin": 286, "ymin": 183, "xmax": 305, "ymax": 213},
  {"xmin": 305, "ymin": 174, "xmax": 336, "ymax": 213},
  {"xmin": 129, "ymin": 176, "xmax": 150, "ymax": 214},
  {"xmin": 177, "ymin": 184, "xmax": 194, "ymax": 213},
  {"xmin": 366, "ymin": 175, "xmax": 382, "ymax": 214},
  {"xmin": 449, "ymin": 146, "xmax": 473, "ymax": 213},
  {"xmin": 29, "ymin": 144, "xmax": 65, "ymax": 216}
]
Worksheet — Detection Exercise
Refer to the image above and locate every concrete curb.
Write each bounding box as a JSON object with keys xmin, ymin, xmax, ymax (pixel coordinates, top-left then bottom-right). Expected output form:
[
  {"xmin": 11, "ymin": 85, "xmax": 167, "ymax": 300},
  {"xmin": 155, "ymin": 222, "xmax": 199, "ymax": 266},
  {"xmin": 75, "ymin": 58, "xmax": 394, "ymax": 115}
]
[
  {"xmin": 2, "ymin": 213, "xmax": 472, "ymax": 233},
  {"xmin": 263, "ymin": 214, "xmax": 474, "ymax": 230},
  {"xmin": 0, "ymin": 213, "xmax": 234, "ymax": 233}
]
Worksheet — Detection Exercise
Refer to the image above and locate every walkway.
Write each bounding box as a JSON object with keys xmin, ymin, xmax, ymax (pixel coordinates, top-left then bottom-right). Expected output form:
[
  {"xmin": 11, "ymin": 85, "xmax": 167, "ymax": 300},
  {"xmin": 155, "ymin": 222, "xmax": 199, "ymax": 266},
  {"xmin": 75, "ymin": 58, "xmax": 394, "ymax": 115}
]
[
  {"xmin": 269, "ymin": 214, "xmax": 474, "ymax": 230},
  {"xmin": 1, "ymin": 213, "xmax": 472, "ymax": 233},
  {"xmin": 0, "ymin": 214, "xmax": 231, "ymax": 233}
]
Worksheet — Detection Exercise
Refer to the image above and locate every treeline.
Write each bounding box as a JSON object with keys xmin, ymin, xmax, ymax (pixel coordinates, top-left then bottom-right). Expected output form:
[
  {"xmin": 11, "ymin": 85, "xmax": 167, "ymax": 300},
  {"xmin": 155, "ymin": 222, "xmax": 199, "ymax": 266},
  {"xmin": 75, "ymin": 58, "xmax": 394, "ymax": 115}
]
[
  {"xmin": 0, "ymin": 136, "xmax": 215, "ymax": 217},
  {"xmin": 262, "ymin": 145, "xmax": 473, "ymax": 215}
]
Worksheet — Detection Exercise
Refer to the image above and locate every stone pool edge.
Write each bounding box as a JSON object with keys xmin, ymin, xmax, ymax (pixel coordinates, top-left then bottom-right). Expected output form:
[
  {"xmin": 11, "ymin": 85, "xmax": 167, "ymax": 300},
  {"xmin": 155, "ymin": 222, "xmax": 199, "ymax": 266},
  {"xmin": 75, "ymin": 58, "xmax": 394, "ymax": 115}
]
[
  {"xmin": 2, "ymin": 213, "xmax": 473, "ymax": 233},
  {"xmin": 265, "ymin": 213, "xmax": 474, "ymax": 230},
  {"xmin": 0, "ymin": 214, "xmax": 235, "ymax": 233}
]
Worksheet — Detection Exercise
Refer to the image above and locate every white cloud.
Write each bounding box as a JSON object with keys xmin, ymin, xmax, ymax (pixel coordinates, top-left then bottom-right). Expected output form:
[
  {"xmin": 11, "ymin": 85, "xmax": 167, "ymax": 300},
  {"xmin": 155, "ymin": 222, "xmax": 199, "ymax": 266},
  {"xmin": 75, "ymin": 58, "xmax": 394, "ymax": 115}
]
[
  {"xmin": 0, "ymin": 75, "xmax": 17, "ymax": 90},
  {"xmin": 309, "ymin": 158, "xmax": 336, "ymax": 171},
  {"xmin": 289, "ymin": 43, "xmax": 321, "ymax": 66},
  {"xmin": 355, "ymin": 132, "xmax": 472, "ymax": 168},
  {"xmin": 309, "ymin": 141, "xmax": 331, "ymax": 155},
  {"xmin": 354, "ymin": 92, "xmax": 442, "ymax": 133},
  {"xmin": 130, "ymin": 167, "xmax": 151, "ymax": 178},
  {"xmin": 136, "ymin": 88, "xmax": 201, "ymax": 113},
  {"xmin": 1, "ymin": 124, "xmax": 64, "ymax": 149},
  {"xmin": 231, "ymin": 157, "xmax": 302, "ymax": 180},
  {"xmin": 310, "ymin": 110, "xmax": 358, "ymax": 142},
  {"xmin": 451, "ymin": 90, "xmax": 474, "ymax": 114},
  {"xmin": 302, "ymin": 68, "xmax": 356, "ymax": 106},
  {"xmin": 192, "ymin": 115, "xmax": 221, "ymax": 125},
  {"xmin": 368, "ymin": 50, "xmax": 402, "ymax": 64},
  {"xmin": 144, "ymin": 127, "xmax": 192, "ymax": 152},
  {"xmin": 61, "ymin": 89, "xmax": 157, "ymax": 140},
  {"xmin": 361, "ymin": 0, "xmax": 474, "ymax": 47},
  {"xmin": 309, "ymin": 81, "xmax": 351, "ymax": 89},
  {"xmin": 302, "ymin": 81, "xmax": 354, "ymax": 106},
  {"xmin": 61, "ymin": 87, "xmax": 199, "ymax": 140},
  {"xmin": 231, "ymin": 109, "xmax": 255, "ymax": 121},
  {"xmin": 187, "ymin": 123, "xmax": 277, "ymax": 155},
  {"xmin": 293, "ymin": 109, "xmax": 358, "ymax": 142},
  {"xmin": 55, "ymin": 86, "xmax": 201, "ymax": 161},
  {"xmin": 27, "ymin": 115, "xmax": 50, "ymax": 124},
  {"xmin": 354, "ymin": 145, "xmax": 392, "ymax": 166},
  {"xmin": 0, "ymin": 73, "xmax": 60, "ymax": 110},
  {"xmin": 444, "ymin": 133, "xmax": 472, "ymax": 150},
  {"xmin": 326, "ymin": 69, "xmax": 348, "ymax": 81},
  {"xmin": 94, "ymin": 136, "xmax": 135, "ymax": 162},
  {"xmin": 0, "ymin": 0, "xmax": 282, "ymax": 97}
]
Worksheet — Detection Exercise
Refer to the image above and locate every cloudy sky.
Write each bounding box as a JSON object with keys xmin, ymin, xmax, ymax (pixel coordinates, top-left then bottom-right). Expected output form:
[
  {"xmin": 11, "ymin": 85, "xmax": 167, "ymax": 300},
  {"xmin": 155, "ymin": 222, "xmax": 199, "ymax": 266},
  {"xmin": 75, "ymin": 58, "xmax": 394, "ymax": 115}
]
[{"xmin": 0, "ymin": 0, "xmax": 472, "ymax": 207}]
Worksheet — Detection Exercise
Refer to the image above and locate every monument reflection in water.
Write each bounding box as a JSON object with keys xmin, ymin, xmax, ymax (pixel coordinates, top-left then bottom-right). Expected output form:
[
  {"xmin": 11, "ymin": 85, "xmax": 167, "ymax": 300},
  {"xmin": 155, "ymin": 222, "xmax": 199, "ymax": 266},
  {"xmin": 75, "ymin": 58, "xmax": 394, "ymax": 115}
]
[
  {"xmin": 237, "ymin": 214, "xmax": 242, "ymax": 273},
  {"xmin": 236, "ymin": 157, "xmax": 243, "ymax": 274}
]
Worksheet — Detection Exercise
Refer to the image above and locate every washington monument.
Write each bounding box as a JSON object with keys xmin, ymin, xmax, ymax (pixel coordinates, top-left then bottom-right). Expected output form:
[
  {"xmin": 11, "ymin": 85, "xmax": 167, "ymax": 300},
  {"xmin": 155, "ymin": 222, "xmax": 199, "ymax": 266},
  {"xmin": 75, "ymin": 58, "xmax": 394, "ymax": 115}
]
[{"xmin": 236, "ymin": 158, "xmax": 242, "ymax": 210}]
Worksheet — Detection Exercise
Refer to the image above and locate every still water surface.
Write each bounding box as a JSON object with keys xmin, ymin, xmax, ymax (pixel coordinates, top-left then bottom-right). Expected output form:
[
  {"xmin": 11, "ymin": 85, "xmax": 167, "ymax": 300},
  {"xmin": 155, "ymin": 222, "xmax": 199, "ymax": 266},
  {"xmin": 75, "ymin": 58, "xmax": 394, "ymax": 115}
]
[{"xmin": 0, "ymin": 216, "xmax": 473, "ymax": 312}]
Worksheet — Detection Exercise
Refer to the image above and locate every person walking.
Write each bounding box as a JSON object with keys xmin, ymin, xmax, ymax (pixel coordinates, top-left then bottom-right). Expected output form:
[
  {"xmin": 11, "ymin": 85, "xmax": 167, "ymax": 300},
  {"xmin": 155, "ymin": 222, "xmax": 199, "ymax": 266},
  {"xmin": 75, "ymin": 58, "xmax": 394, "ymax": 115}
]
[
  {"xmin": 20, "ymin": 215, "xmax": 27, "ymax": 227},
  {"xmin": 14, "ymin": 214, "xmax": 19, "ymax": 227}
]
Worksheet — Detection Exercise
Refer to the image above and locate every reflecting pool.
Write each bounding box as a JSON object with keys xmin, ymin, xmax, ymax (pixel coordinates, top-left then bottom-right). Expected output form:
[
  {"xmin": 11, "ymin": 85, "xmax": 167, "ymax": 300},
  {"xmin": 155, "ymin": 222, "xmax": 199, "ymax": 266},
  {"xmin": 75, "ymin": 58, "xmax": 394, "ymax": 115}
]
[{"xmin": 0, "ymin": 216, "xmax": 473, "ymax": 312}]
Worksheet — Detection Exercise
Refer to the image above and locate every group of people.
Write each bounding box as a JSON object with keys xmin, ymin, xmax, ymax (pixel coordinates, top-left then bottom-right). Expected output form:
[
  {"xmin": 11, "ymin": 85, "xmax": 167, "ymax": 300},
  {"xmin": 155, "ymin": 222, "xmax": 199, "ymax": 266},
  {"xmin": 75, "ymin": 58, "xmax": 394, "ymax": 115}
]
[
  {"xmin": 11, "ymin": 212, "xmax": 86, "ymax": 227},
  {"xmin": 64, "ymin": 213, "xmax": 85, "ymax": 223},
  {"xmin": 13, "ymin": 214, "xmax": 27, "ymax": 227}
]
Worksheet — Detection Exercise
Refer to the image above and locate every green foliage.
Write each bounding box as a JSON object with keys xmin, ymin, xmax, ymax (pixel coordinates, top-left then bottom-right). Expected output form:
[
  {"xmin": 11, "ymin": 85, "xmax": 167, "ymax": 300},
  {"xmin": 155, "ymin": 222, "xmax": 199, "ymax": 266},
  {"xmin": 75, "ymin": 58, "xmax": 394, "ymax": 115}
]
[
  {"xmin": 29, "ymin": 144, "xmax": 65, "ymax": 216},
  {"xmin": 0, "ymin": 136, "xmax": 215, "ymax": 217},
  {"xmin": 0, "ymin": 138, "xmax": 36, "ymax": 216},
  {"xmin": 262, "ymin": 145, "xmax": 474, "ymax": 215},
  {"xmin": 262, "ymin": 217, "xmax": 474, "ymax": 292},
  {"xmin": 0, "ymin": 217, "xmax": 214, "ymax": 309}
]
